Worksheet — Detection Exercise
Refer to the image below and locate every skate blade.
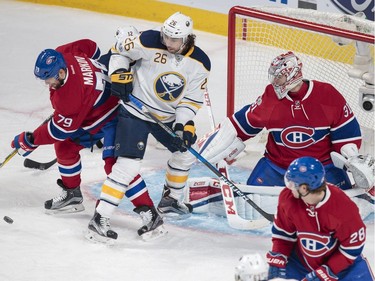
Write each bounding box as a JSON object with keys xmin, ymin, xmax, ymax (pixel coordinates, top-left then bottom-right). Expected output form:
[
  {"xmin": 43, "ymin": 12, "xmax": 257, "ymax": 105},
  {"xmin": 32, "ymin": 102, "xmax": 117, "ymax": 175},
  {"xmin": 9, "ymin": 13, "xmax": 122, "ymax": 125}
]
[
  {"xmin": 158, "ymin": 212, "xmax": 191, "ymax": 220},
  {"xmin": 85, "ymin": 230, "xmax": 116, "ymax": 246},
  {"xmin": 140, "ymin": 225, "xmax": 168, "ymax": 241},
  {"xmin": 45, "ymin": 204, "xmax": 85, "ymax": 215},
  {"xmin": 157, "ymin": 207, "xmax": 192, "ymax": 220}
]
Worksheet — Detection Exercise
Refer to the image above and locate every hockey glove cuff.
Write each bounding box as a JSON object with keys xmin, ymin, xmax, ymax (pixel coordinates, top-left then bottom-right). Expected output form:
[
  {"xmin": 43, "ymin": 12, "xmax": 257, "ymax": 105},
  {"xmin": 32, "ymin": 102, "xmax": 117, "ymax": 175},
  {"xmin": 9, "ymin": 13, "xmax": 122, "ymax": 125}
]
[
  {"xmin": 110, "ymin": 68, "xmax": 133, "ymax": 102},
  {"xmin": 302, "ymin": 265, "xmax": 338, "ymax": 281},
  {"xmin": 11, "ymin": 131, "xmax": 38, "ymax": 157},
  {"xmin": 266, "ymin": 251, "xmax": 287, "ymax": 280}
]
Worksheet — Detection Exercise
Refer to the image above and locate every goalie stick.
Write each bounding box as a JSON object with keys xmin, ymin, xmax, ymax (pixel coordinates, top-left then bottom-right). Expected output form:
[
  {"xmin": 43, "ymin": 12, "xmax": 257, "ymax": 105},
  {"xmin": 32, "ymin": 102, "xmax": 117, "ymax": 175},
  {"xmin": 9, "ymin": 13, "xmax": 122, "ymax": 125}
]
[
  {"xmin": 204, "ymin": 90, "xmax": 270, "ymax": 228},
  {"xmin": 129, "ymin": 94, "xmax": 274, "ymax": 223}
]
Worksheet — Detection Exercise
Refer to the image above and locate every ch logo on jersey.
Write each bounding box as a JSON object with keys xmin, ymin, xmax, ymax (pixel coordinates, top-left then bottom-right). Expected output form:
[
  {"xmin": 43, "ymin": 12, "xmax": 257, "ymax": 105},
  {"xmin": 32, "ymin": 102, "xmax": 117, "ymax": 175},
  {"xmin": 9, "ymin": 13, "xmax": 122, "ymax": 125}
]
[
  {"xmin": 154, "ymin": 72, "xmax": 186, "ymax": 102},
  {"xmin": 298, "ymin": 232, "xmax": 336, "ymax": 258},
  {"xmin": 280, "ymin": 126, "xmax": 315, "ymax": 149}
]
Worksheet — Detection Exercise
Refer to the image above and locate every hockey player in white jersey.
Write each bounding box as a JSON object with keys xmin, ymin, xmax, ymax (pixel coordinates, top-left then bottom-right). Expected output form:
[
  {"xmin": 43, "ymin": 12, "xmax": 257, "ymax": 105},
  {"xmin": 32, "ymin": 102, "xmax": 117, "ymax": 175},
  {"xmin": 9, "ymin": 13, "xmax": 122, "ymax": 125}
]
[{"xmin": 87, "ymin": 12, "xmax": 210, "ymax": 241}]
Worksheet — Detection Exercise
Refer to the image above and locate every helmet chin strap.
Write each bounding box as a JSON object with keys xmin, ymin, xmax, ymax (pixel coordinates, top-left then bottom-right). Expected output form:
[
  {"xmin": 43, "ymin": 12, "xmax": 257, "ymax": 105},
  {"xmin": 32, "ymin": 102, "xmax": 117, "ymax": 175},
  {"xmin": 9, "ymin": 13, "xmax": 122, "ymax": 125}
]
[
  {"xmin": 298, "ymin": 190, "xmax": 310, "ymax": 198},
  {"xmin": 297, "ymin": 185, "xmax": 311, "ymax": 198}
]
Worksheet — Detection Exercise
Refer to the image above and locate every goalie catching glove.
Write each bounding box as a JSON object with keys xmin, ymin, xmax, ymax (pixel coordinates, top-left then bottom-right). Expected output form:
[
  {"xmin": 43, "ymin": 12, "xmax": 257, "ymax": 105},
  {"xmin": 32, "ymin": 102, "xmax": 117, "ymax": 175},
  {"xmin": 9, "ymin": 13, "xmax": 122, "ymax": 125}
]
[
  {"xmin": 331, "ymin": 143, "xmax": 374, "ymax": 189},
  {"xmin": 198, "ymin": 117, "xmax": 245, "ymax": 164},
  {"xmin": 171, "ymin": 121, "xmax": 197, "ymax": 152},
  {"xmin": 11, "ymin": 131, "xmax": 38, "ymax": 156},
  {"xmin": 110, "ymin": 68, "xmax": 133, "ymax": 102}
]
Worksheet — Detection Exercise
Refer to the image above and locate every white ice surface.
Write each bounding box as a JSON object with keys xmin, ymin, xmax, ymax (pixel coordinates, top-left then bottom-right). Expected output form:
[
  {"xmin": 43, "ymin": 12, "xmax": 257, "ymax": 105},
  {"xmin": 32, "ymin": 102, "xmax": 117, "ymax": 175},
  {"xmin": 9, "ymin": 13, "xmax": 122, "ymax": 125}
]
[{"xmin": 0, "ymin": 1, "xmax": 373, "ymax": 281}]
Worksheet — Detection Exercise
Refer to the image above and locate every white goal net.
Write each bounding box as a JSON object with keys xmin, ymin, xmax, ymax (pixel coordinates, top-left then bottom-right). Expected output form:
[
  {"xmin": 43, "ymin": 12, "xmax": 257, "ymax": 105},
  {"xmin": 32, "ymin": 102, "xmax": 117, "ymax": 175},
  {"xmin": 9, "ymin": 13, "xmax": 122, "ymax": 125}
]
[{"xmin": 227, "ymin": 6, "xmax": 375, "ymax": 156}]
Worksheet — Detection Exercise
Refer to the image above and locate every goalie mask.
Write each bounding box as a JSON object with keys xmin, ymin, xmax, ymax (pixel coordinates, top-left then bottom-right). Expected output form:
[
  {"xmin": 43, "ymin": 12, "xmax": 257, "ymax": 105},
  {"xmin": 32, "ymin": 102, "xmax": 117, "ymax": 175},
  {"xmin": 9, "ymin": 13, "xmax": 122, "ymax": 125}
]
[
  {"xmin": 268, "ymin": 51, "xmax": 303, "ymax": 99},
  {"xmin": 162, "ymin": 12, "xmax": 193, "ymax": 43},
  {"xmin": 285, "ymin": 156, "xmax": 325, "ymax": 191},
  {"xmin": 34, "ymin": 49, "xmax": 66, "ymax": 81}
]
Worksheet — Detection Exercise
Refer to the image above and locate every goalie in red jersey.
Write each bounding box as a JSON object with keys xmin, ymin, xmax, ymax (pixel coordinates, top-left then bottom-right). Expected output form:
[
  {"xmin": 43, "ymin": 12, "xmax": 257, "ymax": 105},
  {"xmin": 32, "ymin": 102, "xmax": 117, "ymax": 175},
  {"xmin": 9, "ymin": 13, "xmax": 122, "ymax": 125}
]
[{"xmin": 188, "ymin": 51, "xmax": 374, "ymax": 219}]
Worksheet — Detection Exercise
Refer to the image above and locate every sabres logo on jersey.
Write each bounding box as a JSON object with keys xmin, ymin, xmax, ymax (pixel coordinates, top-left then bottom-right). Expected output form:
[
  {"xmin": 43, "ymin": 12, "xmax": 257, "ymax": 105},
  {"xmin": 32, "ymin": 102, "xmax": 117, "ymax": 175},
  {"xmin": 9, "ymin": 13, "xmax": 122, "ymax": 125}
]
[
  {"xmin": 155, "ymin": 72, "xmax": 186, "ymax": 102},
  {"xmin": 298, "ymin": 232, "xmax": 336, "ymax": 258}
]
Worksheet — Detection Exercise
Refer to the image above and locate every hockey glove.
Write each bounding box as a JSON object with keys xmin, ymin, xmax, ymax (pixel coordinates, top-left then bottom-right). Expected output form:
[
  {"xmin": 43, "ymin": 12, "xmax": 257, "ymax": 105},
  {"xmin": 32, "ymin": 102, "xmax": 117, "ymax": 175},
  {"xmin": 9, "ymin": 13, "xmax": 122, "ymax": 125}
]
[
  {"xmin": 266, "ymin": 251, "xmax": 287, "ymax": 280},
  {"xmin": 302, "ymin": 265, "xmax": 338, "ymax": 281},
  {"xmin": 171, "ymin": 121, "xmax": 197, "ymax": 153},
  {"xmin": 110, "ymin": 68, "xmax": 133, "ymax": 102},
  {"xmin": 11, "ymin": 131, "xmax": 38, "ymax": 157}
]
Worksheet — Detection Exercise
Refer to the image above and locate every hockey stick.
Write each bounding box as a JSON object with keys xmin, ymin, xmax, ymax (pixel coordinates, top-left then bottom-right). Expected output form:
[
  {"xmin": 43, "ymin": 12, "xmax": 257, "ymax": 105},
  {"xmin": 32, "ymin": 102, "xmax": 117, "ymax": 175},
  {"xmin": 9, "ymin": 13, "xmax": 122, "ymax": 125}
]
[
  {"xmin": 129, "ymin": 95, "xmax": 274, "ymax": 222},
  {"xmin": 0, "ymin": 149, "xmax": 18, "ymax": 169},
  {"xmin": 1, "ymin": 114, "xmax": 54, "ymax": 169},
  {"xmin": 23, "ymin": 138, "xmax": 104, "ymax": 170},
  {"xmin": 204, "ymin": 90, "xmax": 270, "ymax": 228},
  {"xmin": 24, "ymin": 158, "xmax": 57, "ymax": 170}
]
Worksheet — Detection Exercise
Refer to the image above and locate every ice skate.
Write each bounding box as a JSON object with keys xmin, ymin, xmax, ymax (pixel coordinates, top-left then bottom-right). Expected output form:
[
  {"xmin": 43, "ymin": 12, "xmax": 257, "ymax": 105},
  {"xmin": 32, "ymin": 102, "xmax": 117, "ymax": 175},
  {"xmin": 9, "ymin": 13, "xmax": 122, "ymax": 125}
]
[
  {"xmin": 134, "ymin": 205, "xmax": 167, "ymax": 241},
  {"xmin": 44, "ymin": 179, "xmax": 84, "ymax": 214},
  {"xmin": 86, "ymin": 211, "xmax": 118, "ymax": 245},
  {"xmin": 157, "ymin": 186, "xmax": 193, "ymax": 218}
]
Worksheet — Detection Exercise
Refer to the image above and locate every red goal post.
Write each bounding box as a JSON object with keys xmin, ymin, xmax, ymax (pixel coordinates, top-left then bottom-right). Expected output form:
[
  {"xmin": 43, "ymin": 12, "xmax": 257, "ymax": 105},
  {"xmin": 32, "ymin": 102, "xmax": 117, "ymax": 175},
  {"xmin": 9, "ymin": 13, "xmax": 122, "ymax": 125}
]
[{"xmin": 227, "ymin": 6, "xmax": 374, "ymax": 154}]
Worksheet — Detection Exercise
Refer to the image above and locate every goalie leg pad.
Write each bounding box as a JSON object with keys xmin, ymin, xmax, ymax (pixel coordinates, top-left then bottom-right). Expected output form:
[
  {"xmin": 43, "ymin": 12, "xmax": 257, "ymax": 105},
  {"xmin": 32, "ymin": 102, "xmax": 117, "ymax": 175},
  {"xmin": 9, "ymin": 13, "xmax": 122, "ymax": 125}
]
[
  {"xmin": 184, "ymin": 177, "xmax": 225, "ymax": 215},
  {"xmin": 184, "ymin": 177, "xmax": 279, "ymax": 220}
]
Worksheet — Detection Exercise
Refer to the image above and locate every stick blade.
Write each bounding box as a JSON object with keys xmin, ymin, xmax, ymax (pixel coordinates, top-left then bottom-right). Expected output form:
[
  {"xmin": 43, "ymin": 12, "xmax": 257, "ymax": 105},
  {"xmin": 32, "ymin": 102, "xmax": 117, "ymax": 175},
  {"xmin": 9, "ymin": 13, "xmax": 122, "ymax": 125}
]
[{"xmin": 24, "ymin": 158, "xmax": 57, "ymax": 170}]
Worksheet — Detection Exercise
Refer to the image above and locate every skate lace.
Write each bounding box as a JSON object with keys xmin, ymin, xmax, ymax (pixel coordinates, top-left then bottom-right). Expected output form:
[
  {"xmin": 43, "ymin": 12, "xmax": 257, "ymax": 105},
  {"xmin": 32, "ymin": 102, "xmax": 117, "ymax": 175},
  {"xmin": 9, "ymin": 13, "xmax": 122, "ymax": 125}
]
[
  {"xmin": 99, "ymin": 216, "xmax": 110, "ymax": 229},
  {"xmin": 139, "ymin": 210, "xmax": 153, "ymax": 225},
  {"xmin": 52, "ymin": 189, "xmax": 68, "ymax": 203}
]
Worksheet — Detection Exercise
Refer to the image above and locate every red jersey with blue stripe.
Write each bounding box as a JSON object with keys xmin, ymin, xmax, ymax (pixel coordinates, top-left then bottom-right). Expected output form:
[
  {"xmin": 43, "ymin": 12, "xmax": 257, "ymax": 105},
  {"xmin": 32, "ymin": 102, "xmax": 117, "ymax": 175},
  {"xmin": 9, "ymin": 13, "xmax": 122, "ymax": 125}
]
[
  {"xmin": 230, "ymin": 80, "xmax": 362, "ymax": 169},
  {"xmin": 271, "ymin": 183, "xmax": 366, "ymax": 275},
  {"xmin": 33, "ymin": 39, "xmax": 119, "ymax": 145}
]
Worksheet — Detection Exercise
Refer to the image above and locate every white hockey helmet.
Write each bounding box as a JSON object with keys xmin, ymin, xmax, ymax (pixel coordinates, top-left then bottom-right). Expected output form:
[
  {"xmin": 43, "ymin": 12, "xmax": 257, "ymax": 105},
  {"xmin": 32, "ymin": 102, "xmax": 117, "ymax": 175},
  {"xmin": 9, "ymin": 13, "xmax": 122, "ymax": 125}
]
[
  {"xmin": 162, "ymin": 12, "xmax": 193, "ymax": 43},
  {"xmin": 115, "ymin": 25, "xmax": 140, "ymax": 41},
  {"xmin": 234, "ymin": 253, "xmax": 268, "ymax": 281},
  {"xmin": 268, "ymin": 51, "xmax": 303, "ymax": 99}
]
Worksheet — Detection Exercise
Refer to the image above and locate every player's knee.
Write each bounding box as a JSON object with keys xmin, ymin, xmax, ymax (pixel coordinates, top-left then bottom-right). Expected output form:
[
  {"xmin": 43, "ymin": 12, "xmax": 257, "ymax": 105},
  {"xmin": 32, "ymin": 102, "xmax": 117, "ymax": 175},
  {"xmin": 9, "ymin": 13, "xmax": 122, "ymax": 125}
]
[
  {"xmin": 169, "ymin": 150, "xmax": 196, "ymax": 170},
  {"xmin": 109, "ymin": 157, "xmax": 141, "ymax": 185}
]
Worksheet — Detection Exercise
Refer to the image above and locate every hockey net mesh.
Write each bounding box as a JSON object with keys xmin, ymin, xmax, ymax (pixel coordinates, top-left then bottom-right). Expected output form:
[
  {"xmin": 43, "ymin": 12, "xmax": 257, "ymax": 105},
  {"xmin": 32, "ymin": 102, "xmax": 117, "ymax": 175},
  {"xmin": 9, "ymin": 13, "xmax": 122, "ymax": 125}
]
[{"xmin": 228, "ymin": 6, "xmax": 375, "ymax": 155}]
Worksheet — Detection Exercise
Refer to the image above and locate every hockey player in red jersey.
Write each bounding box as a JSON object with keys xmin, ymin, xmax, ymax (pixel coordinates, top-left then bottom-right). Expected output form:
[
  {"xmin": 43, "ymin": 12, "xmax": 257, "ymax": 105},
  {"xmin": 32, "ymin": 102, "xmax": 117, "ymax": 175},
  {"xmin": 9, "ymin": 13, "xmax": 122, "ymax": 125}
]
[
  {"xmin": 197, "ymin": 51, "xmax": 374, "ymax": 198},
  {"xmin": 264, "ymin": 156, "xmax": 374, "ymax": 280},
  {"xmin": 11, "ymin": 40, "xmax": 157, "ymax": 235}
]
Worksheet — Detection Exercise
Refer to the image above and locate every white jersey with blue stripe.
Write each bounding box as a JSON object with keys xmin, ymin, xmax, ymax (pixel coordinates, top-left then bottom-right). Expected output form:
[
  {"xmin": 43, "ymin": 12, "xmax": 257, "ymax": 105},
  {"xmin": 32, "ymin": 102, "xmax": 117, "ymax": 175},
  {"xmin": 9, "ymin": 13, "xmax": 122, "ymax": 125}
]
[{"xmin": 113, "ymin": 29, "xmax": 211, "ymax": 125}]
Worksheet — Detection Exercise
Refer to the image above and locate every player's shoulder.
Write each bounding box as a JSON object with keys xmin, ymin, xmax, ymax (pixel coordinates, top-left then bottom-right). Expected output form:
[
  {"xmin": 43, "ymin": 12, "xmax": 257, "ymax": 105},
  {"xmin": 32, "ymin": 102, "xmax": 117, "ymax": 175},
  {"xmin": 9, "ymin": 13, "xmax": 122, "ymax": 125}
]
[
  {"xmin": 255, "ymin": 84, "xmax": 279, "ymax": 107},
  {"xmin": 325, "ymin": 183, "xmax": 359, "ymax": 210},
  {"xmin": 187, "ymin": 46, "xmax": 211, "ymax": 71},
  {"xmin": 278, "ymin": 188, "xmax": 297, "ymax": 207},
  {"xmin": 310, "ymin": 80, "xmax": 342, "ymax": 97},
  {"xmin": 327, "ymin": 183, "xmax": 354, "ymax": 201},
  {"xmin": 139, "ymin": 30, "xmax": 166, "ymax": 50},
  {"xmin": 56, "ymin": 39, "xmax": 99, "ymax": 58}
]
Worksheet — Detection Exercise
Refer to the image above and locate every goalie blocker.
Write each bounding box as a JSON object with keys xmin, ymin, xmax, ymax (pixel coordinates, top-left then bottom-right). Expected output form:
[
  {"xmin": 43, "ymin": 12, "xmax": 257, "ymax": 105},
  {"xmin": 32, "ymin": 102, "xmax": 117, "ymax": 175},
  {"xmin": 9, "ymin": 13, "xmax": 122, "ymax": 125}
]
[{"xmin": 197, "ymin": 117, "xmax": 246, "ymax": 165}]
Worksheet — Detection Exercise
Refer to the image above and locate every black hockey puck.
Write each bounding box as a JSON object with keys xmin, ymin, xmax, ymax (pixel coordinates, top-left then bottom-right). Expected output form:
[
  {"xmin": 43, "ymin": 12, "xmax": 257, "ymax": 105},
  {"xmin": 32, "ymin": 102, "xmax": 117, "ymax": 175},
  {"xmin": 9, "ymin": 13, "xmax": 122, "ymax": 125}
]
[{"xmin": 3, "ymin": 216, "xmax": 13, "ymax": 224}]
